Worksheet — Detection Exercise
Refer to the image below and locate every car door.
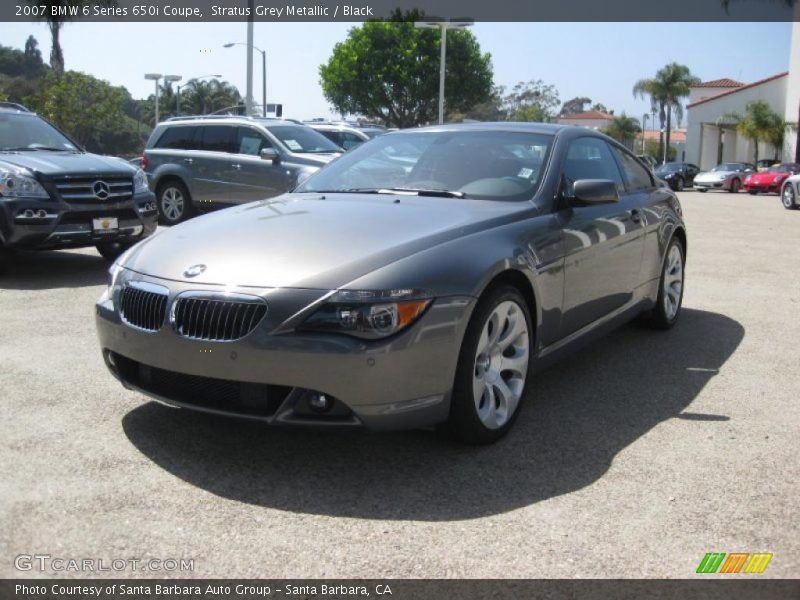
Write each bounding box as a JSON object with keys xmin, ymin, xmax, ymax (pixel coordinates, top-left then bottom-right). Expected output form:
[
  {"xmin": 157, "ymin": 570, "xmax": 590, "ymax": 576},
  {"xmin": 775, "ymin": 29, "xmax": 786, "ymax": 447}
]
[
  {"xmin": 192, "ymin": 125, "xmax": 235, "ymax": 205},
  {"xmin": 558, "ymin": 136, "xmax": 646, "ymax": 338},
  {"xmin": 684, "ymin": 163, "xmax": 700, "ymax": 186},
  {"xmin": 227, "ymin": 126, "xmax": 293, "ymax": 204}
]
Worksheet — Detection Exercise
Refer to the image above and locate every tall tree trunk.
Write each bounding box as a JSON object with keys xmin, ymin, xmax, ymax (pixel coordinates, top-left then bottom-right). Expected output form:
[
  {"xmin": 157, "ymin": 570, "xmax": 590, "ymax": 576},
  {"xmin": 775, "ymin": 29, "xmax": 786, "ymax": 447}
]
[
  {"xmin": 49, "ymin": 21, "xmax": 64, "ymax": 82},
  {"xmin": 665, "ymin": 106, "xmax": 672, "ymax": 162},
  {"xmin": 753, "ymin": 137, "xmax": 759, "ymax": 167}
]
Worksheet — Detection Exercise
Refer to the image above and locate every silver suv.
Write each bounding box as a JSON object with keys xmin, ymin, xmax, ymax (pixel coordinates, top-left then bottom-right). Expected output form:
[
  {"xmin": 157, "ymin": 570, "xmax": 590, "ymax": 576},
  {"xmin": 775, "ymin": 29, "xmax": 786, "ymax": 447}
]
[
  {"xmin": 144, "ymin": 116, "xmax": 343, "ymax": 224},
  {"xmin": 306, "ymin": 122, "xmax": 385, "ymax": 151}
]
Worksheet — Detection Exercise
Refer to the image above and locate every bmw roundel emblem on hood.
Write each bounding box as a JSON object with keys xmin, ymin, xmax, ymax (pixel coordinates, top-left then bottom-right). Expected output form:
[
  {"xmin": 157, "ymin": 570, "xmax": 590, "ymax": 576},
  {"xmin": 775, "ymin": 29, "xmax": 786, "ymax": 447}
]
[{"xmin": 184, "ymin": 264, "xmax": 207, "ymax": 278}]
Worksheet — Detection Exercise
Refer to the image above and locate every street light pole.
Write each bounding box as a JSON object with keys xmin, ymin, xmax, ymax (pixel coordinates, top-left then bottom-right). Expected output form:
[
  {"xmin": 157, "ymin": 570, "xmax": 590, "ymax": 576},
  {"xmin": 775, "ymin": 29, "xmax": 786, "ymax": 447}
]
[
  {"xmin": 414, "ymin": 19, "xmax": 473, "ymax": 125},
  {"xmin": 224, "ymin": 43, "xmax": 266, "ymax": 116},
  {"xmin": 144, "ymin": 73, "xmax": 162, "ymax": 124},
  {"xmin": 245, "ymin": 0, "xmax": 254, "ymax": 115},
  {"xmin": 641, "ymin": 113, "xmax": 649, "ymax": 154}
]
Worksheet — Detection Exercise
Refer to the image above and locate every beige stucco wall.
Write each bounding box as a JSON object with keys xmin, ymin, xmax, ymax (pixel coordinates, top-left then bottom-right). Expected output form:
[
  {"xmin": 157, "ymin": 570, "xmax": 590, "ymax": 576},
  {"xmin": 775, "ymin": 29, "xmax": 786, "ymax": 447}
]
[{"xmin": 784, "ymin": 18, "xmax": 800, "ymax": 161}]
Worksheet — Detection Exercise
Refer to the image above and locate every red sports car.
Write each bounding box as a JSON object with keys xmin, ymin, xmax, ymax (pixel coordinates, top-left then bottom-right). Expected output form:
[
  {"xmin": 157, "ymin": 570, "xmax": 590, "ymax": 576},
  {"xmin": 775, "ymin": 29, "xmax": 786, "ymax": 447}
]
[{"xmin": 743, "ymin": 163, "xmax": 800, "ymax": 195}]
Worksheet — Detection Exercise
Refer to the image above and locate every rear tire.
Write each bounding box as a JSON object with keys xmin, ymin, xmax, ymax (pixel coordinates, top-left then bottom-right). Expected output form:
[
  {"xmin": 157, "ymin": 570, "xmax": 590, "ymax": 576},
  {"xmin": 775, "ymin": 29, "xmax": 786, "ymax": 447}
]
[
  {"xmin": 748, "ymin": 190, "xmax": 757, "ymax": 195},
  {"xmin": 697, "ymin": 188, "xmax": 707, "ymax": 193},
  {"xmin": 729, "ymin": 178, "xmax": 740, "ymax": 193},
  {"xmin": 782, "ymin": 184, "xmax": 797, "ymax": 209},
  {"xmin": 442, "ymin": 285, "xmax": 532, "ymax": 444},
  {"xmin": 648, "ymin": 236, "xmax": 684, "ymax": 330},
  {"xmin": 157, "ymin": 180, "xmax": 194, "ymax": 225},
  {"xmin": 0, "ymin": 245, "xmax": 11, "ymax": 274}
]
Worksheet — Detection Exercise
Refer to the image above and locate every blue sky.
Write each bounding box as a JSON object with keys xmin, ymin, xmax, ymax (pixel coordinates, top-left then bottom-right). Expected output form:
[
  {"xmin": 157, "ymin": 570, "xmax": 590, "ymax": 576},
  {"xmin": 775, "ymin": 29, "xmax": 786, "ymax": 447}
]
[{"xmin": 0, "ymin": 21, "xmax": 792, "ymax": 122}]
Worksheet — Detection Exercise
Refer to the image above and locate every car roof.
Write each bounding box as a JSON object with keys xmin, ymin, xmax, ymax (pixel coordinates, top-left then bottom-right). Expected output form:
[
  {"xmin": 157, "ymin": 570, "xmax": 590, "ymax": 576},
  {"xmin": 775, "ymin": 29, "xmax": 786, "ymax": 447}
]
[{"xmin": 403, "ymin": 122, "xmax": 567, "ymax": 135}]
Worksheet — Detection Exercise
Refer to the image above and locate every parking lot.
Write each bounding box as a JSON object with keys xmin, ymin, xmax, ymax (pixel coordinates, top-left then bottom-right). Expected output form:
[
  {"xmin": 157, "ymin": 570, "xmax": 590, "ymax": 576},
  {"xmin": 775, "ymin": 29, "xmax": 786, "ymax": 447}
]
[{"xmin": 1, "ymin": 189, "xmax": 798, "ymax": 579}]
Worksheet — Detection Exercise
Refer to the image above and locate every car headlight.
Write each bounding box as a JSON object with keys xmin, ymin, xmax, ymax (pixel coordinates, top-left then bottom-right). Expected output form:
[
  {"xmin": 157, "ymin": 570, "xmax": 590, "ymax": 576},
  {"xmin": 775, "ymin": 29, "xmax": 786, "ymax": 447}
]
[
  {"xmin": 0, "ymin": 166, "xmax": 49, "ymax": 199},
  {"xmin": 299, "ymin": 289, "xmax": 432, "ymax": 340},
  {"xmin": 133, "ymin": 168, "xmax": 149, "ymax": 193}
]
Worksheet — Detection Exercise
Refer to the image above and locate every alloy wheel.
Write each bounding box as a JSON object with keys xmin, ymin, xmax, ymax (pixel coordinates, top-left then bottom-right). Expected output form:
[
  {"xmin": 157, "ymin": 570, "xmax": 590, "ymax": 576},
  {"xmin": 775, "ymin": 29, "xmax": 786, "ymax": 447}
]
[
  {"xmin": 472, "ymin": 300, "xmax": 529, "ymax": 430},
  {"xmin": 161, "ymin": 187, "xmax": 184, "ymax": 222},
  {"xmin": 663, "ymin": 244, "xmax": 683, "ymax": 321},
  {"xmin": 782, "ymin": 184, "xmax": 796, "ymax": 209}
]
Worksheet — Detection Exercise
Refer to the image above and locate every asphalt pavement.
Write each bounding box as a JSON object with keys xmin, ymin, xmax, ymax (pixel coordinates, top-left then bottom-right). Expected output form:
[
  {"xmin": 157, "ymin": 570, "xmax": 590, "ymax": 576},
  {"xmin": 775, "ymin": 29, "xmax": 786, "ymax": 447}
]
[{"xmin": 1, "ymin": 190, "xmax": 798, "ymax": 578}]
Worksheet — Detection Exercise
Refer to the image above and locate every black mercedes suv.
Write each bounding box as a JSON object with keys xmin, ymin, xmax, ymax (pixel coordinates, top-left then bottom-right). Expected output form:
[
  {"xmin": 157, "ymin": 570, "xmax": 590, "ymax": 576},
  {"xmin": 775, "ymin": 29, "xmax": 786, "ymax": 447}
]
[{"xmin": 0, "ymin": 103, "xmax": 157, "ymax": 269}]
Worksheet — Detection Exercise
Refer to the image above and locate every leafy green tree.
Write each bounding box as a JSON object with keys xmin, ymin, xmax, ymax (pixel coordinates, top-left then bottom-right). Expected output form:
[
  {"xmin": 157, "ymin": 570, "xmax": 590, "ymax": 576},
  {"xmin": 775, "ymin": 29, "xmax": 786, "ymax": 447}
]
[
  {"xmin": 560, "ymin": 96, "xmax": 591, "ymax": 116},
  {"xmin": 26, "ymin": 71, "xmax": 129, "ymax": 153},
  {"xmin": 591, "ymin": 102, "xmax": 609, "ymax": 113},
  {"xmin": 603, "ymin": 113, "xmax": 642, "ymax": 149},
  {"xmin": 721, "ymin": 100, "xmax": 796, "ymax": 165},
  {"xmin": 319, "ymin": 9, "xmax": 493, "ymax": 127},
  {"xmin": 503, "ymin": 80, "xmax": 560, "ymax": 122},
  {"xmin": 633, "ymin": 63, "xmax": 699, "ymax": 160},
  {"xmin": 25, "ymin": 0, "xmax": 116, "ymax": 80},
  {"xmin": 180, "ymin": 79, "xmax": 241, "ymax": 115},
  {"xmin": 0, "ymin": 39, "xmax": 49, "ymax": 104},
  {"xmin": 644, "ymin": 138, "xmax": 675, "ymax": 162}
]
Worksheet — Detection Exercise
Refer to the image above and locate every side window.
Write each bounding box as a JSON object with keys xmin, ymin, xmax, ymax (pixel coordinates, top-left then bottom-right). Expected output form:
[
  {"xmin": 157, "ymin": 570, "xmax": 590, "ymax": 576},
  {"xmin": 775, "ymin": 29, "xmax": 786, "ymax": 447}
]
[
  {"xmin": 341, "ymin": 132, "xmax": 363, "ymax": 150},
  {"xmin": 155, "ymin": 126, "xmax": 199, "ymax": 150},
  {"xmin": 612, "ymin": 146, "xmax": 654, "ymax": 192},
  {"xmin": 198, "ymin": 126, "xmax": 235, "ymax": 153},
  {"xmin": 319, "ymin": 130, "xmax": 341, "ymax": 146},
  {"xmin": 236, "ymin": 127, "xmax": 272, "ymax": 155},
  {"xmin": 563, "ymin": 137, "xmax": 624, "ymax": 195}
]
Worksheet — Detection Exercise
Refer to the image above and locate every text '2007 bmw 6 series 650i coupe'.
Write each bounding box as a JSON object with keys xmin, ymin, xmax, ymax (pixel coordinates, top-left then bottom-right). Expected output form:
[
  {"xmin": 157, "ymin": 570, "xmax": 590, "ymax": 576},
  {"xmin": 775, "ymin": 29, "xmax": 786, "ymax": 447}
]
[{"xmin": 96, "ymin": 123, "xmax": 687, "ymax": 444}]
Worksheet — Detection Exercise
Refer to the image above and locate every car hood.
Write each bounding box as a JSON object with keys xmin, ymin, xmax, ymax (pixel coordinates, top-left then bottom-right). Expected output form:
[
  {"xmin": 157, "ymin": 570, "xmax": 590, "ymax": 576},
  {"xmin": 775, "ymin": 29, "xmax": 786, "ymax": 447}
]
[
  {"xmin": 121, "ymin": 193, "xmax": 528, "ymax": 289},
  {"xmin": 654, "ymin": 170, "xmax": 678, "ymax": 178},
  {"xmin": 0, "ymin": 151, "xmax": 136, "ymax": 177},
  {"xmin": 289, "ymin": 152, "xmax": 340, "ymax": 165},
  {"xmin": 695, "ymin": 170, "xmax": 737, "ymax": 181},
  {"xmin": 747, "ymin": 171, "xmax": 787, "ymax": 183}
]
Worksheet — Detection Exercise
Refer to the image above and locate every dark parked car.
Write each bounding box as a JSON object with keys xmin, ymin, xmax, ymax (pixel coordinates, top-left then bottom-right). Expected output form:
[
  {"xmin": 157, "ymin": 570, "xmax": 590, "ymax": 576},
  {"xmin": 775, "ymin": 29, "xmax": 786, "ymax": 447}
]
[
  {"xmin": 97, "ymin": 123, "xmax": 686, "ymax": 444},
  {"xmin": 0, "ymin": 103, "xmax": 157, "ymax": 269},
  {"xmin": 654, "ymin": 162, "xmax": 700, "ymax": 191},
  {"xmin": 144, "ymin": 116, "xmax": 343, "ymax": 224}
]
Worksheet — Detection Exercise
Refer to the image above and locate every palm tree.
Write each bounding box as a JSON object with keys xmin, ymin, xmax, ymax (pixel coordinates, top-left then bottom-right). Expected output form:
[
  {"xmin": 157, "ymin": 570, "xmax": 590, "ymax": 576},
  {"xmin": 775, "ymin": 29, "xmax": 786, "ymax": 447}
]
[
  {"xmin": 26, "ymin": 0, "xmax": 116, "ymax": 81},
  {"xmin": 603, "ymin": 113, "xmax": 642, "ymax": 149},
  {"xmin": 633, "ymin": 63, "xmax": 700, "ymax": 163},
  {"xmin": 719, "ymin": 100, "xmax": 779, "ymax": 167},
  {"xmin": 764, "ymin": 116, "xmax": 797, "ymax": 161},
  {"xmin": 181, "ymin": 80, "xmax": 241, "ymax": 115}
]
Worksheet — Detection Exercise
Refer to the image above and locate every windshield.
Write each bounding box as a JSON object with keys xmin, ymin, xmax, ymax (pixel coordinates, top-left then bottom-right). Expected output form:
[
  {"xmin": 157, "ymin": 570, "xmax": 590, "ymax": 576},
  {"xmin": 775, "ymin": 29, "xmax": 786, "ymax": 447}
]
[
  {"xmin": 265, "ymin": 125, "xmax": 343, "ymax": 154},
  {"xmin": 0, "ymin": 113, "xmax": 78, "ymax": 152},
  {"xmin": 656, "ymin": 163, "xmax": 681, "ymax": 174},
  {"xmin": 767, "ymin": 164, "xmax": 795, "ymax": 173},
  {"xmin": 713, "ymin": 163, "xmax": 744, "ymax": 172},
  {"xmin": 296, "ymin": 129, "xmax": 554, "ymax": 201}
]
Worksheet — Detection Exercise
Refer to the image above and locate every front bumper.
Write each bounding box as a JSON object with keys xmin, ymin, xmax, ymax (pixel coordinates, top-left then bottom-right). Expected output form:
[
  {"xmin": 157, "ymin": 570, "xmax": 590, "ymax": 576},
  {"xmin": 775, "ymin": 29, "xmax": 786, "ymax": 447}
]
[
  {"xmin": 693, "ymin": 179, "xmax": 727, "ymax": 190},
  {"xmin": 96, "ymin": 271, "xmax": 474, "ymax": 430},
  {"xmin": 744, "ymin": 182, "xmax": 781, "ymax": 194},
  {"xmin": 0, "ymin": 190, "xmax": 157, "ymax": 250}
]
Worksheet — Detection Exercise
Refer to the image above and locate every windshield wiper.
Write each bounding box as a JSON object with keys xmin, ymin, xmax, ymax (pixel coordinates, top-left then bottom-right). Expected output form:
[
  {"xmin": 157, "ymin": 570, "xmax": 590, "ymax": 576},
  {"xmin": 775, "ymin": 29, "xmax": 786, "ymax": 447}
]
[
  {"xmin": 305, "ymin": 187, "xmax": 465, "ymax": 198},
  {"xmin": 0, "ymin": 146, "xmax": 72, "ymax": 152}
]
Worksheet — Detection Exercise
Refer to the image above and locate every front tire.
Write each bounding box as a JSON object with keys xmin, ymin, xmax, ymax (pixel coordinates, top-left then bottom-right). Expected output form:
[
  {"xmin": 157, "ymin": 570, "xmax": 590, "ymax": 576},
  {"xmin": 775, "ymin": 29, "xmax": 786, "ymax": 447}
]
[
  {"xmin": 157, "ymin": 180, "xmax": 194, "ymax": 225},
  {"xmin": 443, "ymin": 285, "xmax": 532, "ymax": 444},
  {"xmin": 648, "ymin": 236, "xmax": 685, "ymax": 330},
  {"xmin": 782, "ymin": 184, "xmax": 797, "ymax": 209},
  {"xmin": 748, "ymin": 190, "xmax": 758, "ymax": 195},
  {"xmin": 676, "ymin": 177, "xmax": 685, "ymax": 192},
  {"xmin": 729, "ymin": 178, "xmax": 740, "ymax": 193}
]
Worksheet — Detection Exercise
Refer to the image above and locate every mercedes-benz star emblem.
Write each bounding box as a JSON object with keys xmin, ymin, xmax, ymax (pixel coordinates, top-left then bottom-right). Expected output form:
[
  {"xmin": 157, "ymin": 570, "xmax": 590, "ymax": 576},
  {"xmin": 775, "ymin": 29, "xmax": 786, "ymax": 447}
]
[
  {"xmin": 92, "ymin": 180, "xmax": 110, "ymax": 200},
  {"xmin": 184, "ymin": 264, "xmax": 207, "ymax": 278}
]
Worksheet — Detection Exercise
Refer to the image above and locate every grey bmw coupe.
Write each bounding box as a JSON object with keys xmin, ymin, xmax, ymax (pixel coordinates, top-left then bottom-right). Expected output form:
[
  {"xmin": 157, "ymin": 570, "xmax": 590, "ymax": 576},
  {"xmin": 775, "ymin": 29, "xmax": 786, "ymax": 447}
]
[{"xmin": 96, "ymin": 123, "xmax": 686, "ymax": 444}]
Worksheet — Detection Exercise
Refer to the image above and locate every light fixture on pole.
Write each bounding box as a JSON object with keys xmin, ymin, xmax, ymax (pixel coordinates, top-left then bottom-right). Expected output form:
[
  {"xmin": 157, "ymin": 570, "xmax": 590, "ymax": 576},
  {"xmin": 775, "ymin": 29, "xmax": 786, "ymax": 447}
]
[
  {"xmin": 224, "ymin": 42, "xmax": 266, "ymax": 117},
  {"xmin": 176, "ymin": 74, "xmax": 222, "ymax": 115},
  {"xmin": 414, "ymin": 18, "xmax": 473, "ymax": 125}
]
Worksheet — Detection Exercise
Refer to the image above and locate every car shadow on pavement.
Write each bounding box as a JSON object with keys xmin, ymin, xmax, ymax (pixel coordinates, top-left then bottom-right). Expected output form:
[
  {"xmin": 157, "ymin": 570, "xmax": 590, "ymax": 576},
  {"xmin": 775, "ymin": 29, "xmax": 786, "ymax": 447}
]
[
  {"xmin": 122, "ymin": 308, "xmax": 744, "ymax": 521},
  {"xmin": 0, "ymin": 249, "xmax": 108, "ymax": 290}
]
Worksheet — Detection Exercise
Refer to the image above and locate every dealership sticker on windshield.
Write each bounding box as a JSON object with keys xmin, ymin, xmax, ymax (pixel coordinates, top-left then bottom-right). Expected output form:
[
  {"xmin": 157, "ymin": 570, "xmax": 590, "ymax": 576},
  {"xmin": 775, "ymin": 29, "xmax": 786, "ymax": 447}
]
[
  {"xmin": 518, "ymin": 167, "xmax": 534, "ymax": 179},
  {"xmin": 93, "ymin": 217, "xmax": 118, "ymax": 232},
  {"xmin": 284, "ymin": 139, "xmax": 302, "ymax": 151}
]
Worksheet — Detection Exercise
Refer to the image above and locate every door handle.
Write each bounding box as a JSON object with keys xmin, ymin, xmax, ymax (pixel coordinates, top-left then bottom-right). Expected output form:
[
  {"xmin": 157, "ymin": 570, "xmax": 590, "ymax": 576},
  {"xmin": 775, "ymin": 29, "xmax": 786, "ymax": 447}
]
[
  {"xmin": 231, "ymin": 164, "xmax": 242, "ymax": 170},
  {"xmin": 183, "ymin": 158, "xmax": 193, "ymax": 164},
  {"xmin": 630, "ymin": 208, "xmax": 642, "ymax": 224}
]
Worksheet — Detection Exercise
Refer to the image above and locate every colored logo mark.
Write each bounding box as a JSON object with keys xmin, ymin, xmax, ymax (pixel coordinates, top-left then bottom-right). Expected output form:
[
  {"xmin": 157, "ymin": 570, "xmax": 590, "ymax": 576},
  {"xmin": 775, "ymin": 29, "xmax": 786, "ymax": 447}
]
[{"xmin": 696, "ymin": 552, "xmax": 773, "ymax": 574}]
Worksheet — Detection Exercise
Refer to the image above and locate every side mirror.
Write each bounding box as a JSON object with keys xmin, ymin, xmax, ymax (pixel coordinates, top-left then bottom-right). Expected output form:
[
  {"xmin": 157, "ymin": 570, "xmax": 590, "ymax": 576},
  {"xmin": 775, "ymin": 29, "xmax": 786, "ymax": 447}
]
[
  {"xmin": 571, "ymin": 179, "xmax": 620, "ymax": 206},
  {"xmin": 260, "ymin": 147, "xmax": 279, "ymax": 162}
]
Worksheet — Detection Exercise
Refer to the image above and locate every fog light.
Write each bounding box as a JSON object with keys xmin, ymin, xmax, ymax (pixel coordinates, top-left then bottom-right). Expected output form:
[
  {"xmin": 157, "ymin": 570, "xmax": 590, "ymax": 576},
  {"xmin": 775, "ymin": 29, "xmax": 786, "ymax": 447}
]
[
  {"xmin": 309, "ymin": 392, "xmax": 331, "ymax": 412},
  {"xmin": 23, "ymin": 209, "xmax": 34, "ymax": 218},
  {"xmin": 36, "ymin": 209, "xmax": 47, "ymax": 218}
]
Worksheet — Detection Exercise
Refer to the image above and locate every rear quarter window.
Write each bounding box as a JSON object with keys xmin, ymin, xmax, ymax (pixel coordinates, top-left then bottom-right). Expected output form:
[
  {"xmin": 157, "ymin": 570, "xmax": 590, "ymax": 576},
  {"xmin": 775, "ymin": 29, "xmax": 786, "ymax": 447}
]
[{"xmin": 154, "ymin": 126, "xmax": 199, "ymax": 150}]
